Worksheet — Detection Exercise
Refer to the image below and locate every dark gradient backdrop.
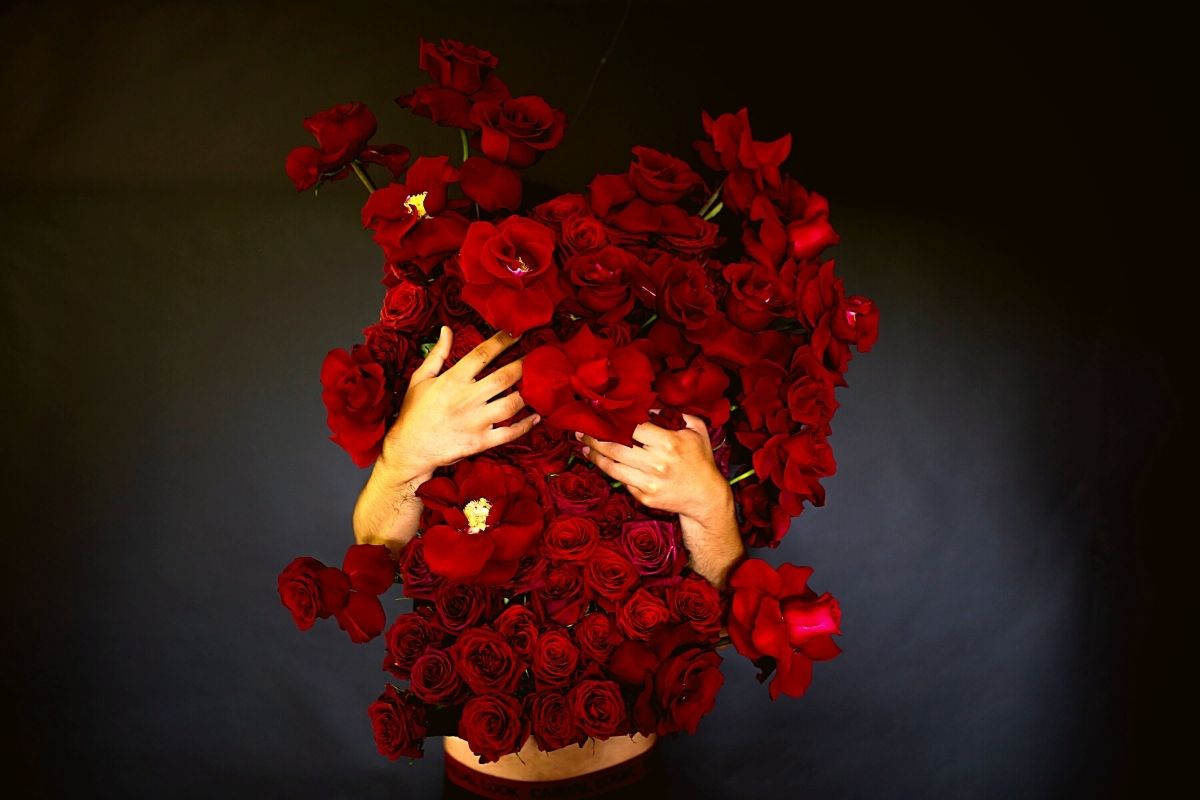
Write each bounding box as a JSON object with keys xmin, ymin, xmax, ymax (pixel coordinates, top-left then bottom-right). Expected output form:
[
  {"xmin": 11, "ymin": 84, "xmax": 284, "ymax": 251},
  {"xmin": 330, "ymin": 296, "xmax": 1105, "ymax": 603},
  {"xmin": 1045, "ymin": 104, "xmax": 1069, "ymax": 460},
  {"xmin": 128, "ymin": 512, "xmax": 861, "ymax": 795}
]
[{"xmin": 1, "ymin": 2, "xmax": 1187, "ymax": 798}]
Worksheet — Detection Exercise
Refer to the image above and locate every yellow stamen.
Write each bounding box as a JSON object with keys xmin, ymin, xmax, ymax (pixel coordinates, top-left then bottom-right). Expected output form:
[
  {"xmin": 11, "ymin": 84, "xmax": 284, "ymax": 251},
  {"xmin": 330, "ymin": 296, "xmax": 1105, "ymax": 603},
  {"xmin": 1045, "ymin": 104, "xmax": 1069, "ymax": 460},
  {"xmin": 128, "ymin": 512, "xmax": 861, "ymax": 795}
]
[
  {"xmin": 463, "ymin": 497, "xmax": 492, "ymax": 533},
  {"xmin": 404, "ymin": 191, "xmax": 429, "ymax": 218}
]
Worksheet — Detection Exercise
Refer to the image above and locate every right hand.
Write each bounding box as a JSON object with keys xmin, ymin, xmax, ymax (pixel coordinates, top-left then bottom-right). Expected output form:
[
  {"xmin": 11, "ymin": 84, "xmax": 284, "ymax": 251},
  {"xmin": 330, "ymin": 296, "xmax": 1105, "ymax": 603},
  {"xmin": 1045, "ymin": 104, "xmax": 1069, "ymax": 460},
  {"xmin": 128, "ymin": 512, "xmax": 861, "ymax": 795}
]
[{"xmin": 379, "ymin": 325, "xmax": 541, "ymax": 479}]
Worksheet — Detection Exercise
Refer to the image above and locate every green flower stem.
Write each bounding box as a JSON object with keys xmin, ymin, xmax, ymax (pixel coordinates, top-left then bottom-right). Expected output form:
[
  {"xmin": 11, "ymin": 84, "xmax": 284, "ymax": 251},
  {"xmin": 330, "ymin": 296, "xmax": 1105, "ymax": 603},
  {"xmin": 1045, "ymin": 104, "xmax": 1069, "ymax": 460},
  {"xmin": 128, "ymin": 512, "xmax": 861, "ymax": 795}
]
[
  {"xmin": 351, "ymin": 161, "xmax": 377, "ymax": 194},
  {"xmin": 729, "ymin": 404, "xmax": 738, "ymax": 412},
  {"xmin": 459, "ymin": 129, "xmax": 470, "ymax": 164},
  {"xmin": 702, "ymin": 201, "xmax": 723, "ymax": 221},
  {"xmin": 639, "ymin": 313, "xmax": 658, "ymax": 329},
  {"xmin": 728, "ymin": 467, "xmax": 757, "ymax": 486},
  {"xmin": 697, "ymin": 180, "xmax": 724, "ymax": 217},
  {"xmin": 611, "ymin": 479, "xmax": 623, "ymax": 489}
]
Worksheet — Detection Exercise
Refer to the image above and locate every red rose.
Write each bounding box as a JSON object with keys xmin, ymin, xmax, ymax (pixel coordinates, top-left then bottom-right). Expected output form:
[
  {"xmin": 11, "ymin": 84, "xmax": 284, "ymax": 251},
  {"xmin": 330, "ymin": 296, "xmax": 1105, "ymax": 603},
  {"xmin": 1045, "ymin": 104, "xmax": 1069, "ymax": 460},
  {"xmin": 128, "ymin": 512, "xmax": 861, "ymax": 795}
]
[
  {"xmin": 760, "ymin": 176, "xmax": 840, "ymax": 261},
  {"xmin": 652, "ymin": 648, "xmax": 724, "ymax": 734},
  {"xmin": 738, "ymin": 359, "xmax": 790, "ymax": 438},
  {"xmin": 733, "ymin": 480, "xmax": 791, "ymax": 549},
  {"xmin": 458, "ymin": 155, "xmax": 522, "ymax": 212},
  {"xmin": 458, "ymin": 693, "xmax": 527, "ymax": 764},
  {"xmin": 584, "ymin": 546, "xmax": 640, "ymax": 611},
  {"xmin": 694, "ymin": 107, "xmax": 790, "ymax": 211},
  {"xmin": 796, "ymin": 260, "xmax": 843, "ymax": 331},
  {"xmin": 531, "ymin": 193, "xmax": 591, "ymax": 230},
  {"xmin": 277, "ymin": 556, "xmax": 350, "ymax": 631},
  {"xmin": 831, "ymin": 295, "xmax": 880, "ymax": 353},
  {"xmin": 319, "ymin": 345, "xmax": 391, "ymax": 468},
  {"xmin": 409, "ymin": 649, "xmax": 466, "ymax": 705},
  {"xmin": 396, "ymin": 76, "xmax": 509, "ymax": 131},
  {"xmin": 751, "ymin": 428, "xmax": 837, "ymax": 514},
  {"xmin": 587, "ymin": 173, "xmax": 636, "ymax": 217},
  {"xmin": 488, "ymin": 415, "xmax": 574, "ymax": 476},
  {"xmin": 383, "ymin": 609, "xmax": 441, "ymax": 679},
  {"xmin": 285, "ymin": 101, "xmax": 390, "ymax": 191},
  {"xmin": 596, "ymin": 493, "xmax": 637, "ymax": 539},
  {"xmin": 562, "ymin": 246, "xmax": 641, "ymax": 322},
  {"xmin": 361, "ymin": 320, "xmax": 413, "ymax": 384},
  {"xmin": 427, "ymin": 271, "xmax": 486, "ymax": 327},
  {"xmin": 526, "ymin": 691, "xmax": 585, "ymax": 751},
  {"xmin": 398, "ymin": 536, "xmax": 445, "ymax": 600},
  {"xmin": 620, "ymin": 519, "xmax": 685, "ymax": 581},
  {"xmin": 369, "ymin": 685, "xmax": 427, "ymax": 761},
  {"xmin": 418, "ymin": 37, "xmax": 498, "ymax": 94},
  {"xmin": 573, "ymin": 612, "xmax": 623, "ymax": 664},
  {"xmin": 451, "ymin": 628, "xmax": 523, "ymax": 694},
  {"xmin": 444, "ymin": 323, "xmax": 486, "ymax": 370},
  {"xmin": 545, "ymin": 462, "xmax": 611, "ymax": 515},
  {"xmin": 531, "ymin": 563, "xmax": 587, "ymax": 626},
  {"xmin": 434, "ymin": 583, "xmax": 496, "ymax": 634},
  {"xmin": 653, "ymin": 354, "xmax": 731, "ymax": 429},
  {"xmin": 651, "ymin": 253, "xmax": 718, "ymax": 331},
  {"xmin": 458, "ymin": 215, "xmax": 567, "ymax": 335},
  {"xmin": 786, "ymin": 346, "xmax": 839, "ymax": 429},
  {"xmin": 567, "ymin": 679, "xmax": 627, "ymax": 739},
  {"xmin": 531, "ymin": 627, "xmax": 581, "ymax": 689},
  {"xmin": 560, "ymin": 214, "xmax": 609, "ymax": 254},
  {"xmin": 722, "ymin": 260, "xmax": 794, "ymax": 332},
  {"xmin": 542, "ymin": 516, "xmax": 600, "ymax": 562},
  {"xmin": 493, "ymin": 604, "xmax": 540, "ymax": 659},
  {"xmin": 469, "ymin": 95, "xmax": 567, "ymax": 168},
  {"xmin": 727, "ymin": 559, "xmax": 842, "ymax": 700},
  {"xmin": 628, "ymin": 146, "xmax": 702, "ymax": 204},
  {"xmin": 417, "ymin": 458, "xmax": 545, "ymax": 585},
  {"xmin": 379, "ymin": 278, "xmax": 433, "ymax": 333},
  {"xmin": 616, "ymin": 588, "xmax": 671, "ymax": 641},
  {"xmin": 657, "ymin": 206, "xmax": 720, "ymax": 256},
  {"xmin": 521, "ymin": 324, "xmax": 657, "ymax": 447},
  {"xmin": 669, "ymin": 574, "xmax": 725, "ymax": 638}
]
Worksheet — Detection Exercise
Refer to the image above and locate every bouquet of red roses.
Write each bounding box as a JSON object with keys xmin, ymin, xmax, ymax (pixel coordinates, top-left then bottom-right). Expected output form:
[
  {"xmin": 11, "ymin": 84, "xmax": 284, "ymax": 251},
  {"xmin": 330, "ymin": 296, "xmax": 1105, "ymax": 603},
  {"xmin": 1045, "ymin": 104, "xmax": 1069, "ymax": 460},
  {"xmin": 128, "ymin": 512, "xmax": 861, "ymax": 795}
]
[{"xmin": 277, "ymin": 36, "xmax": 877, "ymax": 764}]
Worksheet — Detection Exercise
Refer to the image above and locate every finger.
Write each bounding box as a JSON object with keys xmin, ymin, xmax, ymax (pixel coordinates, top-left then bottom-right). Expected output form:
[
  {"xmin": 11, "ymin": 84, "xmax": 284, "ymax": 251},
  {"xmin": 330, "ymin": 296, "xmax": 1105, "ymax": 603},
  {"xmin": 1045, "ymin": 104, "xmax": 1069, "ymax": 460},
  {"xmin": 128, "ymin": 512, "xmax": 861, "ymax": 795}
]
[
  {"xmin": 471, "ymin": 356, "xmax": 523, "ymax": 401},
  {"xmin": 480, "ymin": 389, "xmax": 528, "ymax": 425},
  {"xmin": 409, "ymin": 325, "xmax": 452, "ymax": 385},
  {"xmin": 581, "ymin": 444, "xmax": 651, "ymax": 491},
  {"xmin": 629, "ymin": 419, "xmax": 675, "ymax": 449},
  {"xmin": 445, "ymin": 328, "xmax": 521, "ymax": 382},
  {"xmin": 680, "ymin": 412, "xmax": 712, "ymax": 445},
  {"xmin": 577, "ymin": 431, "xmax": 660, "ymax": 474},
  {"xmin": 481, "ymin": 409, "xmax": 542, "ymax": 449}
]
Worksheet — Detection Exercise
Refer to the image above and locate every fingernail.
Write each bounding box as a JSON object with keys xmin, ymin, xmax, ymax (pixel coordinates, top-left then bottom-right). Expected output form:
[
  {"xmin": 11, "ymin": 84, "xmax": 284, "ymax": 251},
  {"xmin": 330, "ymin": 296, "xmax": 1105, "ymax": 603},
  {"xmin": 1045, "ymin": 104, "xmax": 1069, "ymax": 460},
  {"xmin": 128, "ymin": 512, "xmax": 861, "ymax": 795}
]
[
  {"xmin": 573, "ymin": 431, "xmax": 582, "ymax": 440},
  {"xmin": 581, "ymin": 446, "xmax": 590, "ymax": 456},
  {"xmin": 531, "ymin": 414, "xmax": 541, "ymax": 424}
]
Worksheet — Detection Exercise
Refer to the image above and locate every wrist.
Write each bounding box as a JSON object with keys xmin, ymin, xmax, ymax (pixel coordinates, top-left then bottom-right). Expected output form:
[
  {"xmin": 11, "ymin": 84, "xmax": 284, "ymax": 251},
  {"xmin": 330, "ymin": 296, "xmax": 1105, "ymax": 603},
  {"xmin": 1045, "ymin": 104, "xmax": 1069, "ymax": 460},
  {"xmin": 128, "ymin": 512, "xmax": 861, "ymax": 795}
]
[
  {"xmin": 377, "ymin": 447, "xmax": 434, "ymax": 487},
  {"xmin": 679, "ymin": 481, "xmax": 734, "ymax": 530}
]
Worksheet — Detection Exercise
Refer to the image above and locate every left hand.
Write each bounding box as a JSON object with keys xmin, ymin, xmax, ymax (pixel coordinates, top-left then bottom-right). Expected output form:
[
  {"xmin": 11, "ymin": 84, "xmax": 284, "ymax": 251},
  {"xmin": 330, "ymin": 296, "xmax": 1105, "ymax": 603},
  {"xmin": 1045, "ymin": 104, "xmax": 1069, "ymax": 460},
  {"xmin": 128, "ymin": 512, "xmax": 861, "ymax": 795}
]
[{"xmin": 574, "ymin": 411, "xmax": 731, "ymax": 524}]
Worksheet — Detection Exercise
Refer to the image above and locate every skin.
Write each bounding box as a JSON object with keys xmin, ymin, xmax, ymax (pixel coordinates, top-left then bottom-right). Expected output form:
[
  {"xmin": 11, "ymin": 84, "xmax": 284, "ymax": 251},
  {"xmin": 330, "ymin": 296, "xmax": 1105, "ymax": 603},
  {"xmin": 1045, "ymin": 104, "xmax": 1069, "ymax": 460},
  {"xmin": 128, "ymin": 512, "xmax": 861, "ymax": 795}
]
[{"xmin": 352, "ymin": 325, "xmax": 746, "ymax": 780}]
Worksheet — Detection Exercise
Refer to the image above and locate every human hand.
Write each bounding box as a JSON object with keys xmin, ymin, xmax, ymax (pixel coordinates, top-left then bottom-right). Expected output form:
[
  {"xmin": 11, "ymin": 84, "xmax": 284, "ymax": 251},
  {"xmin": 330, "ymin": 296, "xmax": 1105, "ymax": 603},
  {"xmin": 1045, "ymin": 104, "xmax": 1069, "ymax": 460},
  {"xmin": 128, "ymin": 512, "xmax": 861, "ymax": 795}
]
[
  {"xmin": 574, "ymin": 412, "xmax": 731, "ymax": 524},
  {"xmin": 379, "ymin": 326, "xmax": 541, "ymax": 481}
]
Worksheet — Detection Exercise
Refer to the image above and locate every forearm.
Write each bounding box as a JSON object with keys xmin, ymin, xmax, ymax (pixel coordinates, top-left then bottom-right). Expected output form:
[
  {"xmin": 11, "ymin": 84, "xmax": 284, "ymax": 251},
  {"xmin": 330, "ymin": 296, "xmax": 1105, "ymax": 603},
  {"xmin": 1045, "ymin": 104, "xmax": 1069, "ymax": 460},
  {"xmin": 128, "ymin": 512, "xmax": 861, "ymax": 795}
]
[
  {"xmin": 352, "ymin": 456, "xmax": 434, "ymax": 556},
  {"xmin": 678, "ymin": 485, "xmax": 746, "ymax": 591}
]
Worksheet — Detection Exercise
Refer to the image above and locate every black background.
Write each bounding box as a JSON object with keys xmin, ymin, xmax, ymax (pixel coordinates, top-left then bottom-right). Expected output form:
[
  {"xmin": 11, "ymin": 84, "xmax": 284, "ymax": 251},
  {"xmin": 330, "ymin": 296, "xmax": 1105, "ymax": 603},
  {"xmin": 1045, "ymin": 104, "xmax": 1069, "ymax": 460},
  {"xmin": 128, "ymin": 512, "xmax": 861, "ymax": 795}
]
[{"xmin": 1, "ymin": 1, "xmax": 1187, "ymax": 797}]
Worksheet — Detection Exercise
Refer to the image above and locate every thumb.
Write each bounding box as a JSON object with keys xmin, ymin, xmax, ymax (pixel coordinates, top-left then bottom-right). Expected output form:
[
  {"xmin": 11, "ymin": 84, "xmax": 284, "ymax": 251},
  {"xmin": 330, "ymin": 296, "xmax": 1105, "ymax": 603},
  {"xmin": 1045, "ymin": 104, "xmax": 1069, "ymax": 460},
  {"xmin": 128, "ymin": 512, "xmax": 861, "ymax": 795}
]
[{"xmin": 410, "ymin": 325, "xmax": 453, "ymax": 385}]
